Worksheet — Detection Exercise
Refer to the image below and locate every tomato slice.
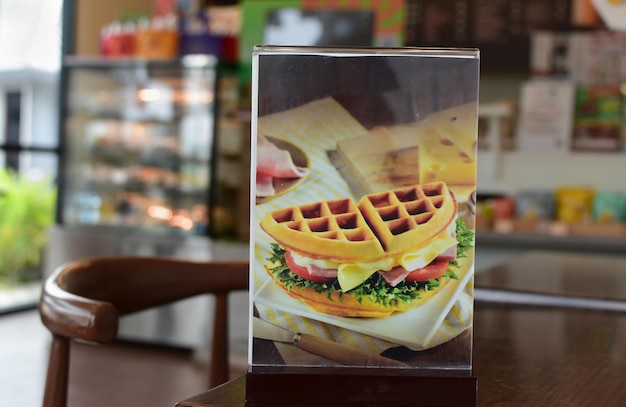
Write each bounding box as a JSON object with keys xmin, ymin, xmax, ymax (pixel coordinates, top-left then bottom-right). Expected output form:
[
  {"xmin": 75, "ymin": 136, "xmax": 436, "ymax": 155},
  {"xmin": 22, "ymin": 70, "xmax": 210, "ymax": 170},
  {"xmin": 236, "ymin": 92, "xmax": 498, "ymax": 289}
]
[
  {"xmin": 285, "ymin": 252, "xmax": 334, "ymax": 283},
  {"xmin": 404, "ymin": 258, "xmax": 449, "ymax": 282}
]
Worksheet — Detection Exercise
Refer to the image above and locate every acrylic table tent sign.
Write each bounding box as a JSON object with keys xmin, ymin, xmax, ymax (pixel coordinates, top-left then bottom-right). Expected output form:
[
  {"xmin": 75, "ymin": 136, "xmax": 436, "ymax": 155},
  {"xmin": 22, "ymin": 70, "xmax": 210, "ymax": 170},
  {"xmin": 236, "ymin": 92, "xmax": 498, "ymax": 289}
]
[{"xmin": 247, "ymin": 46, "xmax": 480, "ymax": 406}]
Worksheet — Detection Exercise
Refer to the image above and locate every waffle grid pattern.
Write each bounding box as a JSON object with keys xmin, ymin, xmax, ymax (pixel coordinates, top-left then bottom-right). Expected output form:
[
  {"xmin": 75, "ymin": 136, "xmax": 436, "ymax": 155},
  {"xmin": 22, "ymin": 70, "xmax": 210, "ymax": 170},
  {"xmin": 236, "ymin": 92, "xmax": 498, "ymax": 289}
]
[
  {"xmin": 262, "ymin": 197, "xmax": 386, "ymax": 260},
  {"xmin": 275, "ymin": 198, "xmax": 378, "ymax": 243},
  {"xmin": 358, "ymin": 182, "xmax": 453, "ymax": 254},
  {"xmin": 261, "ymin": 182, "xmax": 454, "ymax": 260}
]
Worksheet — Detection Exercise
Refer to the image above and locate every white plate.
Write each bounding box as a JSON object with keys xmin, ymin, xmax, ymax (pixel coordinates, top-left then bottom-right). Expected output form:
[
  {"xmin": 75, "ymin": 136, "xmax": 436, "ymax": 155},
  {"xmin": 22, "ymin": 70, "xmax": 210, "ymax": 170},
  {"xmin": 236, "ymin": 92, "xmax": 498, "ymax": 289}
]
[{"xmin": 254, "ymin": 255, "xmax": 474, "ymax": 351}]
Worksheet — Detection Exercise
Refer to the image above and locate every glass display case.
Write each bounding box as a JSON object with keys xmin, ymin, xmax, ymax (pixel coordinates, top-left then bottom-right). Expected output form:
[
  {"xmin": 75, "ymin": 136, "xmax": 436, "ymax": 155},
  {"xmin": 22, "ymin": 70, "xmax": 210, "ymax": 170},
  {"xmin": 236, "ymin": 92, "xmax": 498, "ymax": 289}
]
[{"xmin": 59, "ymin": 55, "xmax": 224, "ymax": 237}]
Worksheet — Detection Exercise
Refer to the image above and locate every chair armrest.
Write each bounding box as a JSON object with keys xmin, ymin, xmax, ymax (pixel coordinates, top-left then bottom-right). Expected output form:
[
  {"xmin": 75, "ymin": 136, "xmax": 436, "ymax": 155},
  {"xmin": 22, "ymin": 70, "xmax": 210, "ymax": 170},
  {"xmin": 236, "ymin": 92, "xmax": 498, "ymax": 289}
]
[{"xmin": 40, "ymin": 269, "xmax": 119, "ymax": 343}]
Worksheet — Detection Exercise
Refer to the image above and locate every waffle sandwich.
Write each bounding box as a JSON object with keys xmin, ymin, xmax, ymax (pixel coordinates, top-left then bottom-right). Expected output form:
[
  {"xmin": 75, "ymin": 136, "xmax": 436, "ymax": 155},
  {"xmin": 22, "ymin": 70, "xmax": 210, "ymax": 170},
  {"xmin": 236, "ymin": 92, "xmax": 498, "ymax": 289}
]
[{"xmin": 260, "ymin": 182, "xmax": 474, "ymax": 317}]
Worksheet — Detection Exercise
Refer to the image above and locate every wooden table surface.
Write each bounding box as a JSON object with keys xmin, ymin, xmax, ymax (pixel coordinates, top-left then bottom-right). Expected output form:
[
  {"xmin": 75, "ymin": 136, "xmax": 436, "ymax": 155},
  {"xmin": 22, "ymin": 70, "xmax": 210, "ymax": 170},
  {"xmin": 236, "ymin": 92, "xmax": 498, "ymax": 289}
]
[
  {"xmin": 474, "ymin": 250, "xmax": 626, "ymax": 302},
  {"xmin": 177, "ymin": 251, "xmax": 626, "ymax": 406}
]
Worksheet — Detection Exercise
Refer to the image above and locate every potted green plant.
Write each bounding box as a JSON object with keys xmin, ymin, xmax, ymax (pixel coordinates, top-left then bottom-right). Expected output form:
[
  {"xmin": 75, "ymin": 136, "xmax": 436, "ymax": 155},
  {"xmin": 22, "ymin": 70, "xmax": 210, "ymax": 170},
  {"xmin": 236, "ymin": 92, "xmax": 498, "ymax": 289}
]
[{"xmin": 0, "ymin": 169, "xmax": 56, "ymax": 286}]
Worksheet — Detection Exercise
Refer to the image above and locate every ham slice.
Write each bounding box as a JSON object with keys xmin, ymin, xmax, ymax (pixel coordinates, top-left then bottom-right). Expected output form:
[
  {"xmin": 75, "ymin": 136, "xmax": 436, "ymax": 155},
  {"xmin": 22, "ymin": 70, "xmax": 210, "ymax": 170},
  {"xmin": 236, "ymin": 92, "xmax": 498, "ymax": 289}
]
[
  {"xmin": 256, "ymin": 134, "xmax": 309, "ymax": 198},
  {"xmin": 380, "ymin": 227, "xmax": 458, "ymax": 286},
  {"xmin": 438, "ymin": 225, "xmax": 457, "ymax": 261},
  {"xmin": 307, "ymin": 264, "xmax": 339, "ymax": 279},
  {"xmin": 256, "ymin": 172, "xmax": 275, "ymax": 198},
  {"xmin": 257, "ymin": 134, "xmax": 309, "ymax": 178},
  {"xmin": 438, "ymin": 244, "xmax": 457, "ymax": 261},
  {"xmin": 380, "ymin": 266, "xmax": 413, "ymax": 287}
]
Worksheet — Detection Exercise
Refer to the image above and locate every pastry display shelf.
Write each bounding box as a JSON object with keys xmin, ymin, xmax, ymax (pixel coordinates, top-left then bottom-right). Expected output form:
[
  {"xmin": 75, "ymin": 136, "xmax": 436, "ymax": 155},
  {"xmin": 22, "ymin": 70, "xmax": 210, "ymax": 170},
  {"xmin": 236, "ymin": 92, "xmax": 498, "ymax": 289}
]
[
  {"xmin": 72, "ymin": 113, "xmax": 189, "ymax": 123},
  {"xmin": 88, "ymin": 143, "xmax": 209, "ymax": 166},
  {"xmin": 80, "ymin": 177, "xmax": 208, "ymax": 195},
  {"xmin": 475, "ymin": 146, "xmax": 626, "ymax": 255},
  {"xmin": 476, "ymin": 229, "xmax": 626, "ymax": 256},
  {"xmin": 63, "ymin": 55, "xmax": 217, "ymax": 67}
]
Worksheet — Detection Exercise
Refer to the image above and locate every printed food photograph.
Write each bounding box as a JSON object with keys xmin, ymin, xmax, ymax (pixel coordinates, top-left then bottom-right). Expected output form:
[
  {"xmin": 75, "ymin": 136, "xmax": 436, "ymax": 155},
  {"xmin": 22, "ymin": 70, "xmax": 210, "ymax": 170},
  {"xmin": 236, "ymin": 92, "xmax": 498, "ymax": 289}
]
[{"xmin": 250, "ymin": 47, "xmax": 479, "ymax": 372}]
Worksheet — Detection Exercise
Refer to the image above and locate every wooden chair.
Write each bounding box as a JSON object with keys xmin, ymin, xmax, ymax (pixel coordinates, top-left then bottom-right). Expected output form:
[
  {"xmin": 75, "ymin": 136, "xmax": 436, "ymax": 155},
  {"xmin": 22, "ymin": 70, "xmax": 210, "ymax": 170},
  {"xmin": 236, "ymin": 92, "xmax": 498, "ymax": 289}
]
[{"xmin": 39, "ymin": 256, "xmax": 249, "ymax": 407}]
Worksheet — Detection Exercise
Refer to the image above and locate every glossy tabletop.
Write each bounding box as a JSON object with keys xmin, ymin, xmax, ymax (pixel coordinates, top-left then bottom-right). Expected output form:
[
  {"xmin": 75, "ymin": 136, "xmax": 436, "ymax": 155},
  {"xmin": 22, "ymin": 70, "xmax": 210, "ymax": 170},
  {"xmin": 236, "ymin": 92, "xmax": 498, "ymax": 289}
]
[{"xmin": 177, "ymin": 251, "xmax": 626, "ymax": 406}]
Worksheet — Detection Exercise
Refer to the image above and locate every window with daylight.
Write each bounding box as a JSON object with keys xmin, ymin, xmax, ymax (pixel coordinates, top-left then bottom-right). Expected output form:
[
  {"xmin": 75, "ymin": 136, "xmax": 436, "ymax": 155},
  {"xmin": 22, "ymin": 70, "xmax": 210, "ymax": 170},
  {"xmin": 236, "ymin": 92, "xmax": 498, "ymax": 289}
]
[{"xmin": 0, "ymin": 0, "xmax": 62, "ymax": 312}]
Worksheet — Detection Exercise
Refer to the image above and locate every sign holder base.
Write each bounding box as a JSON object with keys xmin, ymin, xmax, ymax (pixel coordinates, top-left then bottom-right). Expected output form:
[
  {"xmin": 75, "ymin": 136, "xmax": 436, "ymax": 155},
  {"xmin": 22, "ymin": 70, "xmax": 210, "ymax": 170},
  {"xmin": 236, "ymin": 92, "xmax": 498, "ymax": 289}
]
[{"xmin": 245, "ymin": 369, "xmax": 477, "ymax": 407}]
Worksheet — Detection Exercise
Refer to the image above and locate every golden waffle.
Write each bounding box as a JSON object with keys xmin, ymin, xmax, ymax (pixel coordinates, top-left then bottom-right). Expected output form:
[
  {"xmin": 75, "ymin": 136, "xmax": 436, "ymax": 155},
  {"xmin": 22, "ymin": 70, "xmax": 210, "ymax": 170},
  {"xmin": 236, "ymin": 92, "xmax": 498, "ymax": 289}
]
[
  {"xmin": 260, "ymin": 182, "xmax": 456, "ymax": 261},
  {"xmin": 260, "ymin": 197, "xmax": 386, "ymax": 261},
  {"xmin": 358, "ymin": 182, "xmax": 457, "ymax": 255}
]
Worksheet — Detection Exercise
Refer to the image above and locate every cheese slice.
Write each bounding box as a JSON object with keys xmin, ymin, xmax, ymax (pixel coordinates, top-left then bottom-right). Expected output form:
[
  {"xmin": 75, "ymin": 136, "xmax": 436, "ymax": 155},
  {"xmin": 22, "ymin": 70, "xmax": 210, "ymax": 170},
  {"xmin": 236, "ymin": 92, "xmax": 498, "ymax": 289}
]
[
  {"xmin": 418, "ymin": 126, "xmax": 476, "ymax": 186},
  {"xmin": 428, "ymin": 121, "xmax": 477, "ymax": 159},
  {"xmin": 336, "ymin": 231, "xmax": 457, "ymax": 292},
  {"xmin": 398, "ymin": 232, "xmax": 457, "ymax": 271},
  {"xmin": 426, "ymin": 102, "xmax": 478, "ymax": 159},
  {"xmin": 337, "ymin": 257, "xmax": 395, "ymax": 293}
]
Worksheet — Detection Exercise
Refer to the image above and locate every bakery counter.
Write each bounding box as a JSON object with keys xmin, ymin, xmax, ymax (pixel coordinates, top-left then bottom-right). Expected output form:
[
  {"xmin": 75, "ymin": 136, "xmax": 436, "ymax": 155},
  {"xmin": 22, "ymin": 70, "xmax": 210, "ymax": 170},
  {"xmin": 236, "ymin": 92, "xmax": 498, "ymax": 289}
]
[{"xmin": 474, "ymin": 230, "xmax": 626, "ymax": 273}]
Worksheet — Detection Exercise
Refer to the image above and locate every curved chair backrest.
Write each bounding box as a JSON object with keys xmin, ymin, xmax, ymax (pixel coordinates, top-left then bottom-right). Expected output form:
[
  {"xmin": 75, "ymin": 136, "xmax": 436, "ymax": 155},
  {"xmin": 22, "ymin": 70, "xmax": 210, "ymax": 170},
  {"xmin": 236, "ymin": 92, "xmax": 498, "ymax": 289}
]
[{"xmin": 39, "ymin": 256, "xmax": 249, "ymax": 407}]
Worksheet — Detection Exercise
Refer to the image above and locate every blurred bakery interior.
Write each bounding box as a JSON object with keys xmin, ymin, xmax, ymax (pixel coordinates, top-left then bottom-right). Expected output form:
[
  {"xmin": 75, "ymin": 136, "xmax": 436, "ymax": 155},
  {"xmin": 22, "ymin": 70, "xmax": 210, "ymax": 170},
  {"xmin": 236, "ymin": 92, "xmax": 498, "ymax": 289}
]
[{"xmin": 2, "ymin": 0, "xmax": 626, "ymax": 338}]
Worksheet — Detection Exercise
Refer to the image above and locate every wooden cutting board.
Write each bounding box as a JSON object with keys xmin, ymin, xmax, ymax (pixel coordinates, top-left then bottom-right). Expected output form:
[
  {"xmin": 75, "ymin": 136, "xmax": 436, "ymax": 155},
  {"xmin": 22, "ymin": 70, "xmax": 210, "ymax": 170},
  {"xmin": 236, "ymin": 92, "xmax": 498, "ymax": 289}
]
[
  {"xmin": 336, "ymin": 103, "xmax": 478, "ymax": 202},
  {"xmin": 336, "ymin": 122, "xmax": 424, "ymax": 194}
]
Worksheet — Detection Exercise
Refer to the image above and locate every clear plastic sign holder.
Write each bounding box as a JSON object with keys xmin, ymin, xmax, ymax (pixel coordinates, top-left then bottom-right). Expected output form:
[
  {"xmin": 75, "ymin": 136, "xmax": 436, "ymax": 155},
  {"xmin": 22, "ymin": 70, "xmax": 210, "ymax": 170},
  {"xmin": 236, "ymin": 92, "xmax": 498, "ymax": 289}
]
[{"xmin": 247, "ymin": 45, "xmax": 480, "ymax": 406}]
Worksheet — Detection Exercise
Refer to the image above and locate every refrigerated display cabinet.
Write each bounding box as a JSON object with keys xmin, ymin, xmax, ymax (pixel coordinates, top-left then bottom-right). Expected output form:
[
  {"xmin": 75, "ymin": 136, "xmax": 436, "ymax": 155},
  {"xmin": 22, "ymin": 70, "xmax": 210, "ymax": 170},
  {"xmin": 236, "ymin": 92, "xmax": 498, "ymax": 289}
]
[{"xmin": 58, "ymin": 55, "xmax": 219, "ymax": 236}]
